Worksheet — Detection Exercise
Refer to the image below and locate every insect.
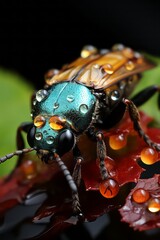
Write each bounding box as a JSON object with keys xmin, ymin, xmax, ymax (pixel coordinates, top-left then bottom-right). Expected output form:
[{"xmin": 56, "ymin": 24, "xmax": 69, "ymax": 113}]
[{"xmin": 0, "ymin": 44, "xmax": 160, "ymax": 217}]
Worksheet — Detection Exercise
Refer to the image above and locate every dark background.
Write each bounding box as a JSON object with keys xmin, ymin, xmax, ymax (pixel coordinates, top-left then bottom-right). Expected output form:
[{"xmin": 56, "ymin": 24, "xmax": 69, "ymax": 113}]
[{"xmin": 0, "ymin": 0, "xmax": 160, "ymax": 89}]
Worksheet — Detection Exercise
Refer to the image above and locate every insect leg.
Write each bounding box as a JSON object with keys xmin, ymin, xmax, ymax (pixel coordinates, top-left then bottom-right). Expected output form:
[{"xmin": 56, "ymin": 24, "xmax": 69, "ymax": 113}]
[
  {"xmin": 54, "ymin": 153, "xmax": 82, "ymax": 215},
  {"xmin": 124, "ymin": 99, "xmax": 160, "ymax": 151},
  {"xmin": 72, "ymin": 144, "xmax": 83, "ymax": 187},
  {"xmin": 16, "ymin": 122, "xmax": 33, "ymax": 164},
  {"xmin": 96, "ymin": 132, "xmax": 109, "ymax": 180},
  {"xmin": 16, "ymin": 122, "xmax": 33, "ymax": 149},
  {"xmin": 87, "ymin": 127, "xmax": 109, "ymax": 180},
  {"xmin": 131, "ymin": 85, "xmax": 160, "ymax": 107}
]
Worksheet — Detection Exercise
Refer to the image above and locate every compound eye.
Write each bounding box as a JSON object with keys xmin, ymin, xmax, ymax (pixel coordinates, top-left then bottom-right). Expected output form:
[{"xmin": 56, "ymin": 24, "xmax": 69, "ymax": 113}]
[
  {"xmin": 57, "ymin": 129, "xmax": 75, "ymax": 155},
  {"xmin": 34, "ymin": 115, "xmax": 46, "ymax": 128},
  {"xmin": 49, "ymin": 115, "xmax": 66, "ymax": 131}
]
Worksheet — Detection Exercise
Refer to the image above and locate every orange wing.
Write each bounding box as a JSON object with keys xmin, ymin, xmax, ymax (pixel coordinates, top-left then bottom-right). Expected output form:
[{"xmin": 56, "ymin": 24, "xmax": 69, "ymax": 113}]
[{"xmin": 46, "ymin": 45, "xmax": 155, "ymax": 90}]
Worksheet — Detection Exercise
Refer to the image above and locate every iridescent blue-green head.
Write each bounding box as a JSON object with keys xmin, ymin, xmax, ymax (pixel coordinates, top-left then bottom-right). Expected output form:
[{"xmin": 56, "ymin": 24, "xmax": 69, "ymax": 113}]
[{"xmin": 27, "ymin": 82, "xmax": 96, "ymax": 159}]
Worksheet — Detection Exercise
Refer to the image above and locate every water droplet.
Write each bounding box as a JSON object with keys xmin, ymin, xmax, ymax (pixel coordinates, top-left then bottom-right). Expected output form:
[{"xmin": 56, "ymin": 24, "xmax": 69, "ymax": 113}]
[
  {"xmin": 46, "ymin": 136, "xmax": 54, "ymax": 144},
  {"xmin": 36, "ymin": 89, "xmax": 48, "ymax": 102},
  {"xmin": 79, "ymin": 104, "xmax": 88, "ymax": 114},
  {"xmin": 140, "ymin": 147, "xmax": 158, "ymax": 165},
  {"xmin": 53, "ymin": 102, "xmax": 59, "ymax": 109},
  {"xmin": 99, "ymin": 49, "xmax": 109, "ymax": 54},
  {"xmin": 134, "ymin": 52, "xmax": 144, "ymax": 64},
  {"xmin": 45, "ymin": 69, "xmax": 59, "ymax": 81},
  {"xmin": 33, "ymin": 99, "xmax": 37, "ymax": 106},
  {"xmin": 112, "ymin": 43, "xmax": 125, "ymax": 51},
  {"xmin": 35, "ymin": 132, "xmax": 42, "ymax": 141},
  {"xmin": 109, "ymin": 133, "xmax": 127, "ymax": 150},
  {"xmin": 125, "ymin": 61, "xmax": 135, "ymax": 71},
  {"xmin": 110, "ymin": 90, "xmax": 120, "ymax": 101},
  {"xmin": 103, "ymin": 63, "xmax": 114, "ymax": 74},
  {"xmin": 132, "ymin": 188, "xmax": 150, "ymax": 203},
  {"xmin": 49, "ymin": 115, "xmax": 66, "ymax": 130},
  {"xmin": 67, "ymin": 95, "xmax": 75, "ymax": 102},
  {"xmin": 81, "ymin": 45, "xmax": 97, "ymax": 58},
  {"xmin": 99, "ymin": 178, "xmax": 119, "ymax": 198},
  {"xmin": 122, "ymin": 47, "xmax": 134, "ymax": 59},
  {"xmin": 34, "ymin": 115, "xmax": 46, "ymax": 128},
  {"xmin": 148, "ymin": 198, "xmax": 160, "ymax": 213}
]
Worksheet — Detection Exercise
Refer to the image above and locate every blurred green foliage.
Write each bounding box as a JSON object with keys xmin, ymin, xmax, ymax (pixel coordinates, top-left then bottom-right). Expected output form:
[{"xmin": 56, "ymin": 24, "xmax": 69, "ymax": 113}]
[
  {"xmin": 0, "ymin": 68, "xmax": 33, "ymax": 176},
  {"xmin": 0, "ymin": 54, "xmax": 160, "ymax": 176}
]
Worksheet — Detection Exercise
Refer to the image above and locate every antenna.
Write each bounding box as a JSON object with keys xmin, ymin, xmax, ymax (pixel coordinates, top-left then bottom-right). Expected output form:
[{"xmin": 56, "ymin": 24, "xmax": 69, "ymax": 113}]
[{"xmin": 0, "ymin": 147, "xmax": 35, "ymax": 164}]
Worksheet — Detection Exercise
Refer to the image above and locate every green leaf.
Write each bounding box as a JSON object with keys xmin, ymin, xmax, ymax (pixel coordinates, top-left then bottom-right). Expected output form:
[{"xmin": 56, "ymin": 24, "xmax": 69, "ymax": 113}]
[
  {"xmin": 132, "ymin": 54, "xmax": 160, "ymax": 125},
  {"xmin": 0, "ymin": 68, "xmax": 33, "ymax": 176}
]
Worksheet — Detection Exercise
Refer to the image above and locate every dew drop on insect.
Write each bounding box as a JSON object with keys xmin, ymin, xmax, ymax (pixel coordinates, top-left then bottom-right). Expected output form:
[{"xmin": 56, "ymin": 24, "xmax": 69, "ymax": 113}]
[
  {"xmin": 79, "ymin": 104, "xmax": 88, "ymax": 114},
  {"xmin": 122, "ymin": 47, "xmax": 134, "ymax": 59},
  {"xmin": 49, "ymin": 116, "xmax": 66, "ymax": 130},
  {"xmin": 99, "ymin": 178, "xmax": 119, "ymax": 198},
  {"xmin": 99, "ymin": 49, "xmax": 109, "ymax": 54},
  {"xmin": 110, "ymin": 90, "xmax": 120, "ymax": 101},
  {"xmin": 53, "ymin": 102, "xmax": 59, "ymax": 109},
  {"xmin": 34, "ymin": 115, "xmax": 46, "ymax": 128},
  {"xmin": 67, "ymin": 95, "xmax": 75, "ymax": 102},
  {"xmin": 148, "ymin": 198, "xmax": 160, "ymax": 213},
  {"xmin": 46, "ymin": 136, "xmax": 54, "ymax": 144},
  {"xmin": 112, "ymin": 43, "xmax": 125, "ymax": 51},
  {"xmin": 36, "ymin": 89, "xmax": 48, "ymax": 102},
  {"xmin": 134, "ymin": 52, "xmax": 144, "ymax": 64},
  {"xmin": 109, "ymin": 134, "xmax": 127, "ymax": 150},
  {"xmin": 140, "ymin": 147, "xmax": 158, "ymax": 165},
  {"xmin": 45, "ymin": 69, "xmax": 59, "ymax": 81},
  {"xmin": 35, "ymin": 132, "xmax": 42, "ymax": 141},
  {"xmin": 132, "ymin": 188, "xmax": 150, "ymax": 204},
  {"xmin": 81, "ymin": 45, "xmax": 97, "ymax": 58},
  {"xmin": 125, "ymin": 61, "xmax": 135, "ymax": 71},
  {"xmin": 103, "ymin": 63, "xmax": 114, "ymax": 74},
  {"xmin": 33, "ymin": 99, "xmax": 37, "ymax": 106},
  {"xmin": 21, "ymin": 160, "xmax": 37, "ymax": 179}
]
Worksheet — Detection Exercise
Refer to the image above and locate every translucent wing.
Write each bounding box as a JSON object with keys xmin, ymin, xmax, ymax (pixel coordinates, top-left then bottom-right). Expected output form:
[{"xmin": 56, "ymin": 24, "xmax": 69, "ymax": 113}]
[{"xmin": 46, "ymin": 46, "xmax": 155, "ymax": 90}]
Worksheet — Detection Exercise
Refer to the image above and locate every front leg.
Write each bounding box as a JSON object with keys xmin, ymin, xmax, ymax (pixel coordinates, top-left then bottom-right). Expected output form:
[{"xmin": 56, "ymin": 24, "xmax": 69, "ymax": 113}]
[{"xmin": 16, "ymin": 122, "xmax": 33, "ymax": 165}]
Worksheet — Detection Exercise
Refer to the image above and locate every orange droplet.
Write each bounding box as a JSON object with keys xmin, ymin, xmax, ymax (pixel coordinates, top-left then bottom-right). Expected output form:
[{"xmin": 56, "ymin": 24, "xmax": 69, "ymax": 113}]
[
  {"xmin": 140, "ymin": 147, "xmax": 158, "ymax": 165},
  {"xmin": 109, "ymin": 134, "xmax": 127, "ymax": 150},
  {"xmin": 34, "ymin": 115, "xmax": 46, "ymax": 128},
  {"xmin": 21, "ymin": 160, "xmax": 37, "ymax": 179},
  {"xmin": 81, "ymin": 45, "xmax": 97, "ymax": 58},
  {"xmin": 132, "ymin": 188, "xmax": 150, "ymax": 203},
  {"xmin": 99, "ymin": 178, "xmax": 119, "ymax": 198},
  {"xmin": 148, "ymin": 198, "xmax": 160, "ymax": 213},
  {"xmin": 49, "ymin": 115, "xmax": 66, "ymax": 130},
  {"xmin": 45, "ymin": 69, "xmax": 59, "ymax": 84},
  {"xmin": 122, "ymin": 47, "xmax": 134, "ymax": 59},
  {"xmin": 125, "ymin": 61, "xmax": 135, "ymax": 71},
  {"xmin": 103, "ymin": 63, "xmax": 114, "ymax": 74}
]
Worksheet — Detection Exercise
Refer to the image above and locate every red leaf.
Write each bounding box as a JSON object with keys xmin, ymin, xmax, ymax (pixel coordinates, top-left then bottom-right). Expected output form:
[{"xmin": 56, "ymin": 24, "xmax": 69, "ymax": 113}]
[{"xmin": 119, "ymin": 174, "xmax": 160, "ymax": 231}]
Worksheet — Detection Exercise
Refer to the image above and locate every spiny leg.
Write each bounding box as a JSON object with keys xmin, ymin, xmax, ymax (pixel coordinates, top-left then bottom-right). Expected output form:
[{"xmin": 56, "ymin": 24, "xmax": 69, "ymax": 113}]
[
  {"xmin": 54, "ymin": 153, "xmax": 82, "ymax": 215},
  {"xmin": 72, "ymin": 144, "xmax": 83, "ymax": 187},
  {"xmin": 124, "ymin": 98, "xmax": 160, "ymax": 151},
  {"xmin": 87, "ymin": 127, "xmax": 109, "ymax": 180},
  {"xmin": 96, "ymin": 132, "xmax": 109, "ymax": 180}
]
